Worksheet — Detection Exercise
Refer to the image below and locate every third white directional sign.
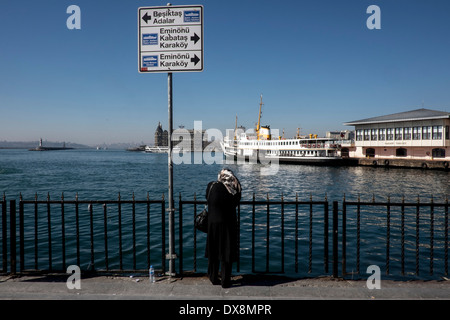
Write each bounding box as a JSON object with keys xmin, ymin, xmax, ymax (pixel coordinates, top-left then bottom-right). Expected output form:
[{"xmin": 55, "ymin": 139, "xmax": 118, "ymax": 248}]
[{"xmin": 138, "ymin": 5, "xmax": 204, "ymax": 73}]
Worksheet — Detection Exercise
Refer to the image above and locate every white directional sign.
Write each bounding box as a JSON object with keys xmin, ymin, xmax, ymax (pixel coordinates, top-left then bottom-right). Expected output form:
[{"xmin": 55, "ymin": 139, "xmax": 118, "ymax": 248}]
[{"xmin": 138, "ymin": 5, "xmax": 204, "ymax": 73}]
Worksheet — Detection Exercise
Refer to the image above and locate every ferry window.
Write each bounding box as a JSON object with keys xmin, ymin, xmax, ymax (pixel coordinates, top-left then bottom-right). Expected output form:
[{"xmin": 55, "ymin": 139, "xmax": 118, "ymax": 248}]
[
  {"xmin": 378, "ymin": 128, "xmax": 386, "ymax": 140},
  {"xmin": 446, "ymin": 126, "xmax": 449, "ymax": 139},
  {"xmin": 432, "ymin": 148, "xmax": 445, "ymax": 158},
  {"xmin": 432, "ymin": 126, "xmax": 442, "ymax": 140},
  {"xmin": 395, "ymin": 128, "xmax": 403, "ymax": 140},
  {"xmin": 413, "ymin": 127, "xmax": 421, "ymax": 140},
  {"xmin": 396, "ymin": 148, "xmax": 407, "ymax": 157},
  {"xmin": 422, "ymin": 126, "xmax": 431, "ymax": 139},
  {"xmin": 386, "ymin": 128, "xmax": 394, "ymax": 140},
  {"xmin": 404, "ymin": 127, "xmax": 411, "ymax": 140}
]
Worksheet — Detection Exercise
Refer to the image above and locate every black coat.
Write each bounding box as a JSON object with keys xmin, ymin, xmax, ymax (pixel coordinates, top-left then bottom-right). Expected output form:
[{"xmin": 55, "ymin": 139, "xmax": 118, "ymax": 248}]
[{"xmin": 205, "ymin": 181, "xmax": 240, "ymax": 263}]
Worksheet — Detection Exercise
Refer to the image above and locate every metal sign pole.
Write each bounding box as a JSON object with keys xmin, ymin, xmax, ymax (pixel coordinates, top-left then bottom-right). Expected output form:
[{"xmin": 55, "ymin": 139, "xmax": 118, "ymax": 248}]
[
  {"xmin": 138, "ymin": 3, "xmax": 203, "ymax": 277},
  {"xmin": 167, "ymin": 72, "xmax": 176, "ymax": 276}
]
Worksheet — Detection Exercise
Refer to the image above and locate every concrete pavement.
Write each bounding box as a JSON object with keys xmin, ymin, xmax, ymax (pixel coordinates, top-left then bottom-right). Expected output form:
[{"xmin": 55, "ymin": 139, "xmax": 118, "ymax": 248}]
[{"xmin": 0, "ymin": 273, "xmax": 449, "ymax": 300}]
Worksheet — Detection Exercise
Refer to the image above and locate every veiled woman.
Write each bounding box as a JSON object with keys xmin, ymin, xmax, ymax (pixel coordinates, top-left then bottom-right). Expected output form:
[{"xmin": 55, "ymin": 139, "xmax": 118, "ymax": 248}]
[{"xmin": 205, "ymin": 168, "xmax": 241, "ymax": 288}]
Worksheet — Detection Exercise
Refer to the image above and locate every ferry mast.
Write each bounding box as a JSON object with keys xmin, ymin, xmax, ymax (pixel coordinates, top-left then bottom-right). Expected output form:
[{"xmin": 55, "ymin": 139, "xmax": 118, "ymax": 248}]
[{"xmin": 256, "ymin": 94, "xmax": 263, "ymax": 140}]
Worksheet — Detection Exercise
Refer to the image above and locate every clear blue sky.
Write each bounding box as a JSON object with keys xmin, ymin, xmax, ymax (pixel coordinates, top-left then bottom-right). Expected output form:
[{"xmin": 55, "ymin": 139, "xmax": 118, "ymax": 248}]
[{"xmin": 1, "ymin": 0, "xmax": 449, "ymax": 145}]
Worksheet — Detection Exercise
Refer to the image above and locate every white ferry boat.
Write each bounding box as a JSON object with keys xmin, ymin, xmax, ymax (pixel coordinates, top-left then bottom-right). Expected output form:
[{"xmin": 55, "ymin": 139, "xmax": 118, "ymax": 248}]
[
  {"xmin": 145, "ymin": 145, "xmax": 182, "ymax": 153},
  {"xmin": 221, "ymin": 96, "xmax": 345, "ymax": 165},
  {"xmin": 145, "ymin": 146, "xmax": 169, "ymax": 153}
]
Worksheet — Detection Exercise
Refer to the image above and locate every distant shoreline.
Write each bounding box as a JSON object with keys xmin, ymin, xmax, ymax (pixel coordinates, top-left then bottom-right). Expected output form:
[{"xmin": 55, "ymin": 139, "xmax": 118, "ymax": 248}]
[{"xmin": 0, "ymin": 141, "xmax": 149, "ymax": 150}]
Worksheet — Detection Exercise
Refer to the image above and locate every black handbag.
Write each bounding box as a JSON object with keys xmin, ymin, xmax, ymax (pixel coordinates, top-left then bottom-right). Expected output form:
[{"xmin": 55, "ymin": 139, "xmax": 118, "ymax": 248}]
[
  {"xmin": 195, "ymin": 207, "xmax": 208, "ymax": 233},
  {"xmin": 195, "ymin": 182, "xmax": 216, "ymax": 233}
]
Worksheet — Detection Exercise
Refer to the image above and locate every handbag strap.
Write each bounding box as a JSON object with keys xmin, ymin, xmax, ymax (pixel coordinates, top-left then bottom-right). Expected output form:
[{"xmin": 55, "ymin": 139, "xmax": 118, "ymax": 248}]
[{"xmin": 205, "ymin": 181, "xmax": 217, "ymax": 206}]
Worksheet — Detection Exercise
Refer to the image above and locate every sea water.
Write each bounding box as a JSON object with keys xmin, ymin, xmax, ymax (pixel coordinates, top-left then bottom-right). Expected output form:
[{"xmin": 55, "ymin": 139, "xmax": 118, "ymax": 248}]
[{"xmin": 0, "ymin": 149, "xmax": 449, "ymax": 279}]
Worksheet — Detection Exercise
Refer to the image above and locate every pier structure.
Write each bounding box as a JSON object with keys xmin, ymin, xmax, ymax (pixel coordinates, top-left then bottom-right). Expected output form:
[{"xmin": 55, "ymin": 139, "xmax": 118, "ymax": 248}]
[
  {"xmin": 28, "ymin": 138, "xmax": 73, "ymax": 151},
  {"xmin": 344, "ymin": 108, "xmax": 450, "ymax": 170}
]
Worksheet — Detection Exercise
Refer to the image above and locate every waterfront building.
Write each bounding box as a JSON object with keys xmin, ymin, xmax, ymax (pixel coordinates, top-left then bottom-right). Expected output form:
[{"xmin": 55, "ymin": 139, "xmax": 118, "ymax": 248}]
[
  {"xmin": 154, "ymin": 122, "xmax": 168, "ymax": 147},
  {"xmin": 344, "ymin": 108, "xmax": 450, "ymax": 164},
  {"xmin": 154, "ymin": 123, "xmax": 210, "ymax": 150},
  {"xmin": 172, "ymin": 126, "xmax": 209, "ymax": 151},
  {"xmin": 326, "ymin": 130, "xmax": 354, "ymax": 141}
]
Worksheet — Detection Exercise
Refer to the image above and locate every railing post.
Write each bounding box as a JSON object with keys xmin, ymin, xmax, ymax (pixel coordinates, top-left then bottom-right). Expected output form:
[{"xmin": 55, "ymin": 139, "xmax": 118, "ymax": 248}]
[
  {"xmin": 356, "ymin": 195, "xmax": 360, "ymax": 275},
  {"xmin": 251, "ymin": 193, "xmax": 255, "ymax": 273},
  {"xmin": 75, "ymin": 193, "xmax": 80, "ymax": 268},
  {"xmin": 161, "ymin": 194, "xmax": 166, "ymax": 274},
  {"xmin": 445, "ymin": 196, "xmax": 448, "ymax": 276},
  {"xmin": 88, "ymin": 202, "xmax": 94, "ymax": 271},
  {"xmin": 103, "ymin": 203, "xmax": 109, "ymax": 271},
  {"xmin": 178, "ymin": 193, "xmax": 183, "ymax": 276},
  {"xmin": 237, "ymin": 202, "xmax": 241, "ymax": 273},
  {"xmin": 34, "ymin": 193, "xmax": 38, "ymax": 270},
  {"xmin": 10, "ymin": 200, "xmax": 16, "ymax": 275},
  {"xmin": 416, "ymin": 195, "xmax": 420, "ymax": 275},
  {"xmin": 430, "ymin": 195, "xmax": 434, "ymax": 276},
  {"xmin": 132, "ymin": 193, "xmax": 136, "ymax": 270},
  {"xmin": 308, "ymin": 194, "xmax": 313, "ymax": 273},
  {"xmin": 324, "ymin": 194, "xmax": 329, "ymax": 274},
  {"xmin": 47, "ymin": 193, "xmax": 52, "ymax": 272},
  {"xmin": 401, "ymin": 196, "xmax": 405, "ymax": 276},
  {"xmin": 332, "ymin": 200, "xmax": 339, "ymax": 278},
  {"xmin": 2, "ymin": 194, "xmax": 7, "ymax": 273},
  {"xmin": 386, "ymin": 195, "xmax": 391, "ymax": 275},
  {"xmin": 118, "ymin": 193, "xmax": 123, "ymax": 271},
  {"xmin": 295, "ymin": 193, "xmax": 299, "ymax": 273},
  {"xmin": 342, "ymin": 196, "xmax": 347, "ymax": 277},
  {"xmin": 146, "ymin": 192, "xmax": 151, "ymax": 270},
  {"xmin": 266, "ymin": 193, "xmax": 269, "ymax": 273},
  {"xmin": 193, "ymin": 193, "xmax": 197, "ymax": 272},
  {"xmin": 281, "ymin": 193, "xmax": 285, "ymax": 274},
  {"xmin": 61, "ymin": 193, "xmax": 66, "ymax": 272},
  {"xmin": 19, "ymin": 194, "xmax": 24, "ymax": 273}
]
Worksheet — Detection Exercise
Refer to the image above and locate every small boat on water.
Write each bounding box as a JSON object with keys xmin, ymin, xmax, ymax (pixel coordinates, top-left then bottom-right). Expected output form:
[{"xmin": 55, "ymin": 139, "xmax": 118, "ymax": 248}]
[
  {"xmin": 145, "ymin": 146, "xmax": 182, "ymax": 153},
  {"xmin": 145, "ymin": 146, "xmax": 169, "ymax": 153},
  {"xmin": 126, "ymin": 145, "xmax": 147, "ymax": 152},
  {"xmin": 221, "ymin": 96, "xmax": 346, "ymax": 165}
]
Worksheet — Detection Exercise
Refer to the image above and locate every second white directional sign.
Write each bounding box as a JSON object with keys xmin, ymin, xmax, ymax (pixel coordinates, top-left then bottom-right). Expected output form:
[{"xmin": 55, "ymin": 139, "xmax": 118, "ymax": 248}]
[{"xmin": 138, "ymin": 5, "xmax": 204, "ymax": 73}]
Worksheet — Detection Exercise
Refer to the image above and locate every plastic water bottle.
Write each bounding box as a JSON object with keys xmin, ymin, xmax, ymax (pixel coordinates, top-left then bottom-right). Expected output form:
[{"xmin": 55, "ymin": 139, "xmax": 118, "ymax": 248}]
[{"xmin": 149, "ymin": 265, "xmax": 155, "ymax": 283}]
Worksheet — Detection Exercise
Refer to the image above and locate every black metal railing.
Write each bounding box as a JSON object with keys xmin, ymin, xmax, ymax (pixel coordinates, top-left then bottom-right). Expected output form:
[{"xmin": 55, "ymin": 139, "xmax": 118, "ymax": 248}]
[
  {"xmin": 178, "ymin": 193, "xmax": 330, "ymax": 276},
  {"xmin": 342, "ymin": 195, "xmax": 449, "ymax": 278},
  {"xmin": 1, "ymin": 193, "xmax": 166, "ymax": 275},
  {"xmin": 1, "ymin": 192, "xmax": 448, "ymax": 280}
]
